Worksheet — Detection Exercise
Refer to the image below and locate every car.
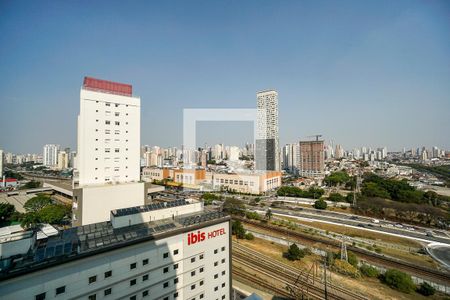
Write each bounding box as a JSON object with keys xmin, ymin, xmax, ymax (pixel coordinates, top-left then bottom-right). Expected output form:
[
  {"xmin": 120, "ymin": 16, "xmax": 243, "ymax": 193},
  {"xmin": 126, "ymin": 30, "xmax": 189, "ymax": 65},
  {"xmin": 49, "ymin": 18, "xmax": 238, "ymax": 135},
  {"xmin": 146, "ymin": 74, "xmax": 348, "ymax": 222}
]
[
  {"xmin": 395, "ymin": 224, "xmax": 403, "ymax": 228},
  {"xmin": 372, "ymin": 219, "xmax": 380, "ymax": 224},
  {"xmin": 357, "ymin": 223, "xmax": 365, "ymax": 228},
  {"xmin": 367, "ymin": 224, "xmax": 374, "ymax": 227},
  {"xmin": 350, "ymin": 216, "xmax": 358, "ymax": 220},
  {"xmin": 426, "ymin": 231, "xmax": 434, "ymax": 237}
]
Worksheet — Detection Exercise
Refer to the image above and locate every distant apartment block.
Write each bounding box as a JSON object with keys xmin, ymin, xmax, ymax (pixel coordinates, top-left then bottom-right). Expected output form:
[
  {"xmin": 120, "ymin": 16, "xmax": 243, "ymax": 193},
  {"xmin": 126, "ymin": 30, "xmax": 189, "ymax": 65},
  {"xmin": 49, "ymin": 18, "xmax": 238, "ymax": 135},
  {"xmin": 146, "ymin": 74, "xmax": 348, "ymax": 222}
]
[
  {"xmin": 43, "ymin": 144, "xmax": 60, "ymax": 167},
  {"xmin": 299, "ymin": 140, "xmax": 324, "ymax": 177}
]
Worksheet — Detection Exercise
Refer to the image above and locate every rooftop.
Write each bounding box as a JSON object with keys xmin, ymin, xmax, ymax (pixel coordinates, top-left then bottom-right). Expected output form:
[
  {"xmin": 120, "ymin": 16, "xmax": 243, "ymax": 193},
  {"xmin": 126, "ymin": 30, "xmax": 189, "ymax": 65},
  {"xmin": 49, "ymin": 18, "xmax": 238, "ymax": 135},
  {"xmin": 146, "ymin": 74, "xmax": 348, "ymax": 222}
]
[
  {"xmin": 0, "ymin": 210, "xmax": 229, "ymax": 280},
  {"xmin": 82, "ymin": 76, "xmax": 132, "ymax": 97},
  {"xmin": 112, "ymin": 198, "xmax": 193, "ymax": 217}
]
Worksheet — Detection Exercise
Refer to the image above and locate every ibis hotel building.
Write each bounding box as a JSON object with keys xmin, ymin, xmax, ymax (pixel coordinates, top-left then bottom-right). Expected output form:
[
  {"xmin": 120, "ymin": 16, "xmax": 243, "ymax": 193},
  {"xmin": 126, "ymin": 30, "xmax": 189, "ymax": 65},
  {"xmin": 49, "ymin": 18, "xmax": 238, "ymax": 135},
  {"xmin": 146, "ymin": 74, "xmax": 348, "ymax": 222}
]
[{"xmin": 0, "ymin": 199, "xmax": 231, "ymax": 300}]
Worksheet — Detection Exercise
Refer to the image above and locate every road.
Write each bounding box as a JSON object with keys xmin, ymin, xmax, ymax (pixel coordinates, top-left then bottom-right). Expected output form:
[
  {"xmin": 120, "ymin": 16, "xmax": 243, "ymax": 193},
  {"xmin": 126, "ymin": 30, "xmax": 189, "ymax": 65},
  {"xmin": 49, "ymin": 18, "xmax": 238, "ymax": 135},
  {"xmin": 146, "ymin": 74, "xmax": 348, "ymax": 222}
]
[{"xmin": 252, "ymin": 206, "xmax": 450, "ymax": 244}]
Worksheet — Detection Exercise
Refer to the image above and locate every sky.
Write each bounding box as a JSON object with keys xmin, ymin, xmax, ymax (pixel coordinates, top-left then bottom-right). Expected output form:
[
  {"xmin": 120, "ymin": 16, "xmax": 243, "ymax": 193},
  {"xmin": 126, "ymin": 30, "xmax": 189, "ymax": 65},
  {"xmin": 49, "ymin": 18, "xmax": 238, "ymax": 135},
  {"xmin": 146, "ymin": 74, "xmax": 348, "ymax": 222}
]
[{"xmin": 0, "ymin": 0, "xmax": 449, "ymax": 154}]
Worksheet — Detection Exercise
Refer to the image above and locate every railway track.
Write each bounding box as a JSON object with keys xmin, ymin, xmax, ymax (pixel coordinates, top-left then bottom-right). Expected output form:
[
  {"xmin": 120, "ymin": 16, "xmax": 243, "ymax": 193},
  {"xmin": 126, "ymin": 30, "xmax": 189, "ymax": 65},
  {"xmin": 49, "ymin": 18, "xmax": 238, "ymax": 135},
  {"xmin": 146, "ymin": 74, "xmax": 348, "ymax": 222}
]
[
  {"xmin": 232, "ymin": 267, "xmax": 293, "ymax": 299},
  {"xmin": 236, "ymin": 217, "xmax": 450, "ymax": 285},
  {"xmin": 233, "ymin": 242, "xmax": 368, "ymax": 300}
]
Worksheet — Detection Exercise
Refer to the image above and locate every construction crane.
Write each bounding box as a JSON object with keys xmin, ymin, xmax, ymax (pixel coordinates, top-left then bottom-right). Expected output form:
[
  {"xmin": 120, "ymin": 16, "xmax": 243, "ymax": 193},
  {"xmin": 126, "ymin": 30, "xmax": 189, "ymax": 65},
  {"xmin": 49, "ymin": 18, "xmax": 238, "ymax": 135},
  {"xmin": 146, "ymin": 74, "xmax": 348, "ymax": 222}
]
[{"xmin": 307, "ymin": 134, "xmax": 323, "ymax": 141}]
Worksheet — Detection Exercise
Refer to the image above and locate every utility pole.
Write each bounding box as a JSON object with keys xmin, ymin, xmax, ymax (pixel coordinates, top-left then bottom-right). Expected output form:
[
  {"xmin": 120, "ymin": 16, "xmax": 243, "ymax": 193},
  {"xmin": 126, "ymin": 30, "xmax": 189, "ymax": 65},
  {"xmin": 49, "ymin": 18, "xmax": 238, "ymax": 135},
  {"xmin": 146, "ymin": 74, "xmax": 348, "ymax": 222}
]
[
  {"xmin": 340, "ymin": 235, "xmax": 348, "ymax": 261},
  {"xmin": 324, "ymin": 260, "xmax": 328, "ymax": 300}
]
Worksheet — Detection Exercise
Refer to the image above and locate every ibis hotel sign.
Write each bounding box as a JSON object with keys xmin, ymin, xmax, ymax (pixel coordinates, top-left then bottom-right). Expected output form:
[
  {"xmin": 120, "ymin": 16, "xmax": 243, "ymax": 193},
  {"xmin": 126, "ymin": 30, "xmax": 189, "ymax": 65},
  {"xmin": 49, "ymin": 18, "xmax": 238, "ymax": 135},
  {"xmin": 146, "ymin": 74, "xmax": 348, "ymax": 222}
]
[{"xmin": 187, "ymin": 227, "xmax": 226, "ymax": 246}]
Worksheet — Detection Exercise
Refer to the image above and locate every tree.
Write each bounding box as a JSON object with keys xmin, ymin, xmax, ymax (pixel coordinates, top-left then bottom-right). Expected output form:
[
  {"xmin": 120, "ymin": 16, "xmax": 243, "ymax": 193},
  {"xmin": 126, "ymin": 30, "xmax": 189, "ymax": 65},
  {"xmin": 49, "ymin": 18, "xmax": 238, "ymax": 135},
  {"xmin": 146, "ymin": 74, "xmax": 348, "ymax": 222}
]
[
  {"xmin": 360, "ymin": 264, "xmax": 379, "ymax": 278},
  {"xmin": 0, "ymin": 203, "xmax": 16, "ymax": 222},
  {"xmin": 21, "ymin": 180, "xmax": 41, "ymax": 190},
  {"xmin": 265, "ymin": 209, "xmax": 273, "ymax": 220},
  {"xmin": 328, "ymin": 193, "xmax": 345, "ymax": 202},
  {"xmin": 416, "ymin": 282, "xmax": 435, "ymax": 296},
  {"xmin": 347, "ymin": 251, "xmax": 359, "ymax": 268},
  {"xmin": 222, "ymin": 197, "xmax": 245, "ymax": 215},
  {"xmin": 38, "ymin": 204, "xmax": 70, "ymax": 224},
  {"xmin": 383, "ymin": 269, "xmax": 415, "ymax": 293},
  {"xmin": 20, "ymin": 212, "xmax": 40, "ymax": 229},
  {"xmin": 231, "ymin": 220, "xmax": 246, "ymax": 239},
  {"xmin": 324, "ymin": 171, "xmax": 350, "ymax": 187},
  {"xmin": 285, "ymin": 243, "xmax": 305, "ymax": 261},
  {"xmin": 244, "ymin": 232, "xmax": 254, "ymax": 240},
  {"xmin": 313, "ymin": 199, "xmax": 327, "ymax": 210},
  {"xmin": 24, "ymin": 194, "xmax": 52, "ymax": 212}
]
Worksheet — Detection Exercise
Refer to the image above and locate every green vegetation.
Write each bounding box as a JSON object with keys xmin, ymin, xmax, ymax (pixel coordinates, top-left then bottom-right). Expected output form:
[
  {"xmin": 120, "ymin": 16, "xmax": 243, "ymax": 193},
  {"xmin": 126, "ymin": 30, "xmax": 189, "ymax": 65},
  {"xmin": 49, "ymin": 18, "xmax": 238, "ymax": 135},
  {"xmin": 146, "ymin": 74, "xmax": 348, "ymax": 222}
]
[
  {"xmin": 245, "ymin": 211, "xmax": 261, "ymax": 220},
  {"xmin": 313, "ymin": 199, "xmax": 327, "ymax": 210},
  {"xmin": 359, "ymin": 264, "xmax": 380, "ymax": 278},
  {"xmin": 382, "ymin": 269, "xmax": 415, "ymax": 293},
  {"xmin": 285, "ymin": 243, "xmax": 308, "ymax": 261},
  {"xmin": 222, "ymin": 197, "xmax": 245, "ymax": 215},
  {"xmin": 3, "ymin": 170, "xmax": 24, "ymax": 180},
  {"xmin": 328, "ymin": 192, "xmax": 346, "ymax": 202},
  {"xmin": 200, "ymin": 192, "xmax": 221, "ymax": 205},
  {"xmin": 244, "ymin": 232, "xmax": 254, "ymax": 240},
  {"xmin": 265, "ymin": 208, "xmax": 272, "ymax": 220},
  {"xmin": 0, "ymin": 203, "xmax": 16, "ymax": 224},
  {"xmin": 20, "ymin": 180, "xmax": 41, "ymax": 190},
  {"xmin": 231, "ymin": 220, "xmax": 246, "ymax": 239},
  {"xmin": 324, "ymin": 171, "xmax": 351, "ymax": 187},
  {"xmin": 347, "ymin": 251, "xmax": 358, "ymax": 268},
  {"xmin": 405, "ymin": 164, "xmax": 450, "ymax": 187},
  {"xmin": 331, "ymin": 259, "xmax": 361, "ymax": 278},
  {"xmin": 416, "ymin": 282, "xmax": 436, "ymax": 296},
  {"xmin": 24, "ymin": 194, "xmax": 52, "ymax": 212},
  {"xmin": 362, "ymin": 174, "xmax": 450, "ymax": 205},
  {"xmin": 20, "ymin": 194, "xmax": 70, "ymax": 227},
  {"xmin": 277, "ymin": 186, "xmax": 325, "ymax": 199}
]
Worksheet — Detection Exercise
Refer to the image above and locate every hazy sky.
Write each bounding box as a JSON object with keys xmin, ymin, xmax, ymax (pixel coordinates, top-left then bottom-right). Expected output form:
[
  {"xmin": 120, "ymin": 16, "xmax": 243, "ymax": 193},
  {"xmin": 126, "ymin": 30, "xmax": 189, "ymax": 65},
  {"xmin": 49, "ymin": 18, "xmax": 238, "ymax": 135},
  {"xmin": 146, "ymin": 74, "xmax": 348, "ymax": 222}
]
[{"xmin": 0, "ymin": 0, "xmax": 449, "ymax": 154}]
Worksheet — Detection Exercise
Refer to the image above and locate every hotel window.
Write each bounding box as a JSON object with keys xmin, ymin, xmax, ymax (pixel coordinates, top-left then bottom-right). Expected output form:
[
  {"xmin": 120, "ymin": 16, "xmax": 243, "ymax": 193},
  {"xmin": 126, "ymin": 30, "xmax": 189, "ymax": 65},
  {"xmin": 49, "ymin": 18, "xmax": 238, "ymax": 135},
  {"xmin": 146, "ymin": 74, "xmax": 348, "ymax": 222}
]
[
  {"xmin": 105, "ymin": 120, "xmax": 110, "ymax": 125},
  {"xmin": 130, "ymin": 279, "xmax": 136, "ymax": 286},
  {"xmin": 174, "ymin": 292, "xmax": 178, "ymax": 298},
  {"xmin": 105, "ymin": 129, "xmax": 110, "ymax": 134},
  {"xmin": 163, "ymin": 267, "xmax": 169, "ymax": 273},
  {"xmin": 221, "ymin": 246, "xmax": 225, "ymax": 251},
  {"xmin": 115, "ymin": 104, "xmax": 119, "ymax": 107},
  {"xmin": 55, "ymin": 286, "xmax": 65, "ymax": 295},
  {"xmin": 199, "ymin": 267, "xmax": 204, "ymax": 273},
  {"xmin": 115, "ymin": 121, "xmax": 120, "ymax": 125},
  {"xmin": 163, "ymin": 282, "xmax": 169, "ymax": 288},
  {"xmin": 214, "ymin": 286, "xmax": 218, "ymax": 291},
  {"xmin": 222, "ymin": 283, "xmax": 226, "ymax": 288},
  {"xmin": 143, "ymin": 259, "xmax": 149, "ymax": 265},
  {"xmin": 105, "ymin": 148, "xmax": 110, "ymax": 153},
  {"xmin": 214, "ymin": 261, "xmax": 218, "ymax": 267},
  {"xmin": 191, "ymin": 284, "xmax": 196, "ymax": 290},
  {"xmin": 115, "ymin": 112, "xmax": 120, "ymax": 116},
  {"xmin": 222, "ymin": 270, "xmax": 225, "ymax": 275},
  {"xmin": 143, "ymin": 274, "xmax": 149, "ymax": 281},
  {"xmin": 173, "ymin": 263, "xmax": 178, "ymax": 270},
  {"xmin": 106, "ymin": 111, "xmax": 111, "ymax": 116},
  {"xmin": 105, "ymin": 270, "xmax": 112, "ymax": 278},
  {"xmin": 221, "ymin": 258, "xmax": 225, "ymax": 263},
  {"xmin": 88, "ymin": 276, "xmax": 97, "ymax": 284},
  {"xmin": 214, "ymin": 274, "xmax": 218, "ymax": 279},
  {"xmin": 173, "ymin": 249, "xmax": 179, "ymax": 255},
  {"xmin": 35, "ymin": 293, "xmax": 46, "ymax": 300},
  {"xmin": 115, "ymin": 148, "xmax": 120, "ymax": 153},
  {"xmin": 88, "ymin": 295, "xmax": 96, "ymax": 300},
  {"xmin": 115, "ymin": 130, "xmax": 120, "ymax": 135},
  {"xmin": 199, "ymin": 254, "xmax": 204, "ymax": 259},
  {"xmin": 106, "ymin": 103, "xmax": 110, "ymax": 106},
  {"xmin": 104, "ymin": 288, "xmax": 111, "ymax": 296},
  {"xmin": 174, "ymin": 277, "xmax": 179, "ymax": 284},
  {"xmin": 130, "ymin": 263, "xmax": 136, "ymax": 269},
  {"xmin": 142, "ymin": 290, "xmax": 149, "ymax": 297},
  {"xmin": 214, "ymin": 249, "xmax": 218, "ymax": 254},
  {"xmin": 163, "ymin": 252, "xmax": 169, "ymax": 258},
  {"xmin": 191, "ymin": 257, "xmax": 195, "ymax": 263},
  {"xmin": 200, "ymin": 280, "xmax": 204, "ymax": 286},
  {"xmin": 191, "ymin": 270, "xmax": 195, "ymax": 276},
  {"xmin": 199, "ymin": 294, "xmax": 204, "ymax": 299},
  {"xmin": 105, "ymin": 139, "xmax": 110, "ymax": 143},
  {"xmin": 130, "ymin": 296, "xmax": 136, "ymax": 300}
]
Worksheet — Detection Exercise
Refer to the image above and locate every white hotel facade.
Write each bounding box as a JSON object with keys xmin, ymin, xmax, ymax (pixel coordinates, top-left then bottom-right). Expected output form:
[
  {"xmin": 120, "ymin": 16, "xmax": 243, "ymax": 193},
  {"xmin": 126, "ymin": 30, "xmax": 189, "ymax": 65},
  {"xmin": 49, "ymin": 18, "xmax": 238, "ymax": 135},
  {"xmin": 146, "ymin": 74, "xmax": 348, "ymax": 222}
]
[{"xmin": 0, "ymin": 200, "xmax": 231, "ymax": 300}]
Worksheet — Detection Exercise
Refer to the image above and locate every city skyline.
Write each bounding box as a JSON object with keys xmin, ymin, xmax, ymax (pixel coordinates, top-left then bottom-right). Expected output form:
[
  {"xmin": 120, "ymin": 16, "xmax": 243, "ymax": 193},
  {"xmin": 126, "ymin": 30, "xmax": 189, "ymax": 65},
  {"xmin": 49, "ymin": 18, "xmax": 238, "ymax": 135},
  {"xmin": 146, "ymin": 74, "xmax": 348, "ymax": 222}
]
[{"xmin": 1, "ymin": 1, "xmax": 449, "ymax": 153}]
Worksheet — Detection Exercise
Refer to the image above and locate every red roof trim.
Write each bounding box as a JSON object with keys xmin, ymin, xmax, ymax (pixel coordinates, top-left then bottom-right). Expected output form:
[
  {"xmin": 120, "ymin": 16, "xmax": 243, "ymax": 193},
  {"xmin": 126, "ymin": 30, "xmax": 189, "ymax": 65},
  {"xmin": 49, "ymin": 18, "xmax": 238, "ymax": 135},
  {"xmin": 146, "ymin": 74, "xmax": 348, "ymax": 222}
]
[{"xmin": 83, "ymin": 77, "xmax": 132, "ymax": 97}]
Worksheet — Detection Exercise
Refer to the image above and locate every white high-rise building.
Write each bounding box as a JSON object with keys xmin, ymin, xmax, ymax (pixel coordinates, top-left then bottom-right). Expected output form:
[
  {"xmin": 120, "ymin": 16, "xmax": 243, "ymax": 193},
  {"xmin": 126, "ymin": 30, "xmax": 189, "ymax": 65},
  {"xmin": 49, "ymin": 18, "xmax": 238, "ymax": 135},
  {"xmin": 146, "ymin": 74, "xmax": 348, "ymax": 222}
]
[
  {"xmin": 255, "ymin": 90, "xmax": 280, "ymax": 171},
  {"xmin": 43, "ymin": 144, "xmax": 60, "ymax": 167},
  {"xmin": 73, "ymin": 77, "xmax": 145, "ymax": 226}
]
